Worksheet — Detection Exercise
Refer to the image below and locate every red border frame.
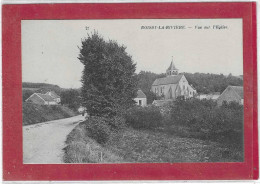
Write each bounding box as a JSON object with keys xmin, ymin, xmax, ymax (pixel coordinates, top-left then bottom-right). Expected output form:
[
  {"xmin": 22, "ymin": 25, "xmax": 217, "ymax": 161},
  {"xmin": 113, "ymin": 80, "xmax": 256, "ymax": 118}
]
[{"xmin": 2, "ymin": 2, "xmax": 258, "ymax": 180}]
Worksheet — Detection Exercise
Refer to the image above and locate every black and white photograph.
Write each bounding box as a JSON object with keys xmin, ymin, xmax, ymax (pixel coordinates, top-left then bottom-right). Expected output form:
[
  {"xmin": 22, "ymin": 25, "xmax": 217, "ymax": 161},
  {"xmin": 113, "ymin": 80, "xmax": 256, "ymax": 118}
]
[{"xmin": 22, "ymin": 19, "xmax": 244, "ymax": 164}]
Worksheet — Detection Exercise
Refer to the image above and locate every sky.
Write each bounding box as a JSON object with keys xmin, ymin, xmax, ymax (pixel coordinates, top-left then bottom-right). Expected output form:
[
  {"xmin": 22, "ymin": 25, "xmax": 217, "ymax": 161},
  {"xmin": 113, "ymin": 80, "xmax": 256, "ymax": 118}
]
[{"xmin": 22, "ymin": 19, "xmax": 243, "ymax": 88}]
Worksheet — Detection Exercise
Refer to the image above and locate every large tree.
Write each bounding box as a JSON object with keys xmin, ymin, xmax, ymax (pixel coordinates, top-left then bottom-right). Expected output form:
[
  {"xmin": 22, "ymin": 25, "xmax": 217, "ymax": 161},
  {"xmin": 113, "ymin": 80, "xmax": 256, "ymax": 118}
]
[{"xmin": 78, "ymin": 32, "xmax": 138, "ymax": 117}]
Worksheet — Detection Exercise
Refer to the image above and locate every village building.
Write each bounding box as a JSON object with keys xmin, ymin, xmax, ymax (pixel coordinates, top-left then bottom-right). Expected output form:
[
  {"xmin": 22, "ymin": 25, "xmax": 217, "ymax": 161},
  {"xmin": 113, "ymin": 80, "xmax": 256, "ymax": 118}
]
[
  {"xmin": 25, "ymin": 93, "xmax": 58, "ymax": 105},
  {"xmin": 151, "ymin": 59, "xmax": 196, "ymax": 100},
  {"xmin": 45, "ymin": 91, "xmax": 61, "ymax": 103},
  {"xmin": 134, "ymin": 89, "xmax": 147, "ymax": 107},
  {"xmin": 197, "ymin": 92, "xmax": 220, "ymax": 101},
  {"xmin": 217, "ymin": 86, "xmax": 244, "ymax": 106}
]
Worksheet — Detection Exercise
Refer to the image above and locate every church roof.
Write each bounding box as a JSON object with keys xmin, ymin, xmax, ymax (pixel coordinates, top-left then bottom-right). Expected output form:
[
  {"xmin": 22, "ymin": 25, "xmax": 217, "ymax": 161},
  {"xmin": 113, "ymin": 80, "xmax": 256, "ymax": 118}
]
[
  {"xmin": 167, "ymin": 61, "xmax": 178, "ymax": 71},
  {"xmin": 136, "ymin": 89, "xmax": 146, "ymax": 98},
  {"xmin": 152, "ymin": 75, "xmax": 183, "ymax": 86}
]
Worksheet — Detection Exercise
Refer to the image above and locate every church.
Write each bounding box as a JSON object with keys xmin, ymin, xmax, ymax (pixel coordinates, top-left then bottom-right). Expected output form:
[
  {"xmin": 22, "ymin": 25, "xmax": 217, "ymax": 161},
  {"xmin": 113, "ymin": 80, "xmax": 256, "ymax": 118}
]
[{"xmin": 151, "ymin": 58, "xmax": 197, "ymax": 100}]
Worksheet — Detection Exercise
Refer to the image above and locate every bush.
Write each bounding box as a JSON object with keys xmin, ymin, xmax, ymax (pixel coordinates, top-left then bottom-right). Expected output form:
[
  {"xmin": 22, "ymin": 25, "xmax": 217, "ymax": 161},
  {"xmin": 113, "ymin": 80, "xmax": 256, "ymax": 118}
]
[
  {"xmin": 168, "ymin": 98, "xmax": 243, "ymax": 146},
  {"xmin": 22, "ymin": 103, "xmax": 77, "ymax": 125},
  {"xmin": 125, "ymin": 105, "xmax": 162, "ymax": 129},
  {"xmin": 84, "ymin": 117, "xmax": 112, "ymax": 144},
  {"xmin": 168, "ymin": 98, "xmax": 215, "ymax": 131},
  {"xmin": 108, "ymin": 116, "xmax": 126, "ymax": 130}
]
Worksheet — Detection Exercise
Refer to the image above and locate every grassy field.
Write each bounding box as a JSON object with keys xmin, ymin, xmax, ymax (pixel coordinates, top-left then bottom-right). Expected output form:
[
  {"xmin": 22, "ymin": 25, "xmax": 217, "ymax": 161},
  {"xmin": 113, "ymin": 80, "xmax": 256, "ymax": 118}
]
[
  {"xmin": 23, "ymin": 103, "xmax": 77, "ymax": 125},
  {"xmin": 64, "ymin": 122, "xmax": 243, "ymax": 163}
]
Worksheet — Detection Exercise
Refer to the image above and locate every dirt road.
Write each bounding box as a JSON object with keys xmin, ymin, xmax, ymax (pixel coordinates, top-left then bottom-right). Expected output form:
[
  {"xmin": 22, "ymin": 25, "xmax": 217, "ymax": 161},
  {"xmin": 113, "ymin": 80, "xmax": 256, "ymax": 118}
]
[{"xmin": 23, "ymin": 115, "xmax": 86, "ymax": 164}]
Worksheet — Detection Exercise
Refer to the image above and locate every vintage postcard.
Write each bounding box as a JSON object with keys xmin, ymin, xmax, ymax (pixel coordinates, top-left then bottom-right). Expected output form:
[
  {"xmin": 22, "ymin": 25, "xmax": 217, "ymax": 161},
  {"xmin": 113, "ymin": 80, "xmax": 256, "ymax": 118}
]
[
  {"xmin": 2, "ymin": 2, "xmax": 258, "ymax": 181},
  {"xmin": 22, "ymin": 19, "xmax": 244, "ymax": 164}
]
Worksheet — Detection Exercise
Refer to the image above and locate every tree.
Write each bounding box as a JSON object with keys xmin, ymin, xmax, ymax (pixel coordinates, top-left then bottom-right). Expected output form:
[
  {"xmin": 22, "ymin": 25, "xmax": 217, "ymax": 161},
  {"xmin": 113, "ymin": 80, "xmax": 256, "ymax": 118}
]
[
  {"xmin": 60, "ymin": 89, "xmax": 81, "ymax": 111},
  {"xmin": 183, "ymin": 72, "xmax": 243, "ymax": 94},
  {"xmin": 145, "ymin": 91, "xmax": 158, "ymax": 104},
  {"xmin": 78, "ymin": 32, "xmax": 138, "ymax": 117},
  {"xmin": 137, "ymin": 71, "xmax": 165, "ymax": 93},
  {"xmin": 136, "ymin": 71, "xmax": 165, "ymax": 104}
]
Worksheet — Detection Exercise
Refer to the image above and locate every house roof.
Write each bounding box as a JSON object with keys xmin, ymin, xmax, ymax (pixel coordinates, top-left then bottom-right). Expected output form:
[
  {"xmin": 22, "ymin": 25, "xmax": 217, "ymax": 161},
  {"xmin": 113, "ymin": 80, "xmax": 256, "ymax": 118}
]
[
  {"xmin": 136, "ymin": 89, "xmax": 146, "ymax": 98},
  {"xmin": 46, "ymin": 91, "xmax": 60, "ymax": 98},
  {"xmin": 188, "ymin": 84, "xmax": 196, "ymax": 91},
  {"xmin": 152, "ymin": 75, "xmax": 183, "ymax": 86},
  {"xmin": 167, "ymin": 61, "xmax": 178, "ymax": 71},
  {"xmin": 229, "ymin": 86, "xmax": 244, "ymax": 99},
  {"xmin": 36, "ymin": 93, "xmax": 56, "ymax": 102}
]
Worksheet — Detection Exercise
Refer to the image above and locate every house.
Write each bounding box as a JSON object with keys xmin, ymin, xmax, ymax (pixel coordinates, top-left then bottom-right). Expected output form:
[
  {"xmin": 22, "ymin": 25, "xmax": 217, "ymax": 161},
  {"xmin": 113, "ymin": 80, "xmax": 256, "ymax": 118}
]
[
  {"xmin": 197, "ymin": 94, "xmax": 208, "ymax": 100},
  {"xmin": 45, "ymin": 91, "xmax": 61, "ymax": 103},
  {"xmin": 25, "ymin": 93, "xmax": 58, "ymax": 105},
  {"xmin": 197, "ymin": 92, "xmax": 220, "ymax": 101},
  {"xmin": 151, "ymin": 58, "xmax": 197, "ymax": 100},
  {"xmin": 217, "ymin": 86, "xmax": 244, "ymax": 106},
  {"xmin": 152, "ymin": 99, "xmax": 173, "ymax": 106},
  {"xmin": 134, "ymin": 89, "xmax": 147, "ymax": 107},
  {"xmin": 209, "ymin": 92, "xmax": 221, "ymax": 101}
]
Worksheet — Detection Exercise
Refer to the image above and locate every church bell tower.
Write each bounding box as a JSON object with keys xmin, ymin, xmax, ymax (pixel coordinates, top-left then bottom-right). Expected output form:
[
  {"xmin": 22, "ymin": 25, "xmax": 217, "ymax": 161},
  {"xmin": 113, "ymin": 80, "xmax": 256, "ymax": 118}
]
[{"xmin": 166, "ymin": 57, "xmax": 179, "ymax": 76}]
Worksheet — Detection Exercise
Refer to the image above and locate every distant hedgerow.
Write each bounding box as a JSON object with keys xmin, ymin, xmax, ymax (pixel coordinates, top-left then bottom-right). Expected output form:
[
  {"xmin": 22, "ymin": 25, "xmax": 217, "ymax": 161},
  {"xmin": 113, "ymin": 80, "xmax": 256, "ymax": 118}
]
[{"xmin": 125, "ymin": 105, "xmax": 162, "ymax": 129}]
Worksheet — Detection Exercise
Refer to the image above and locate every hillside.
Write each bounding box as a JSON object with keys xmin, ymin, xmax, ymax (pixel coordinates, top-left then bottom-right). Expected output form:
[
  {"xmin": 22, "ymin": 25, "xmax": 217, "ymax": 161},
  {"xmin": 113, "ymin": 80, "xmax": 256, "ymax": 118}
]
[
  {"xmin": 22, "ymin": 82, "xmax": 81, "ymax": 92},
  {"xmin": 22, "ymin": 82, "xmax": 63, "ymax": 102},
  {"xmin": 23, "ymin": 103, "xmax": 78, "ymax": 126},
  {"xmin": 22, "ymin": 82, "xmax": 61, "ymax": 89}
]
